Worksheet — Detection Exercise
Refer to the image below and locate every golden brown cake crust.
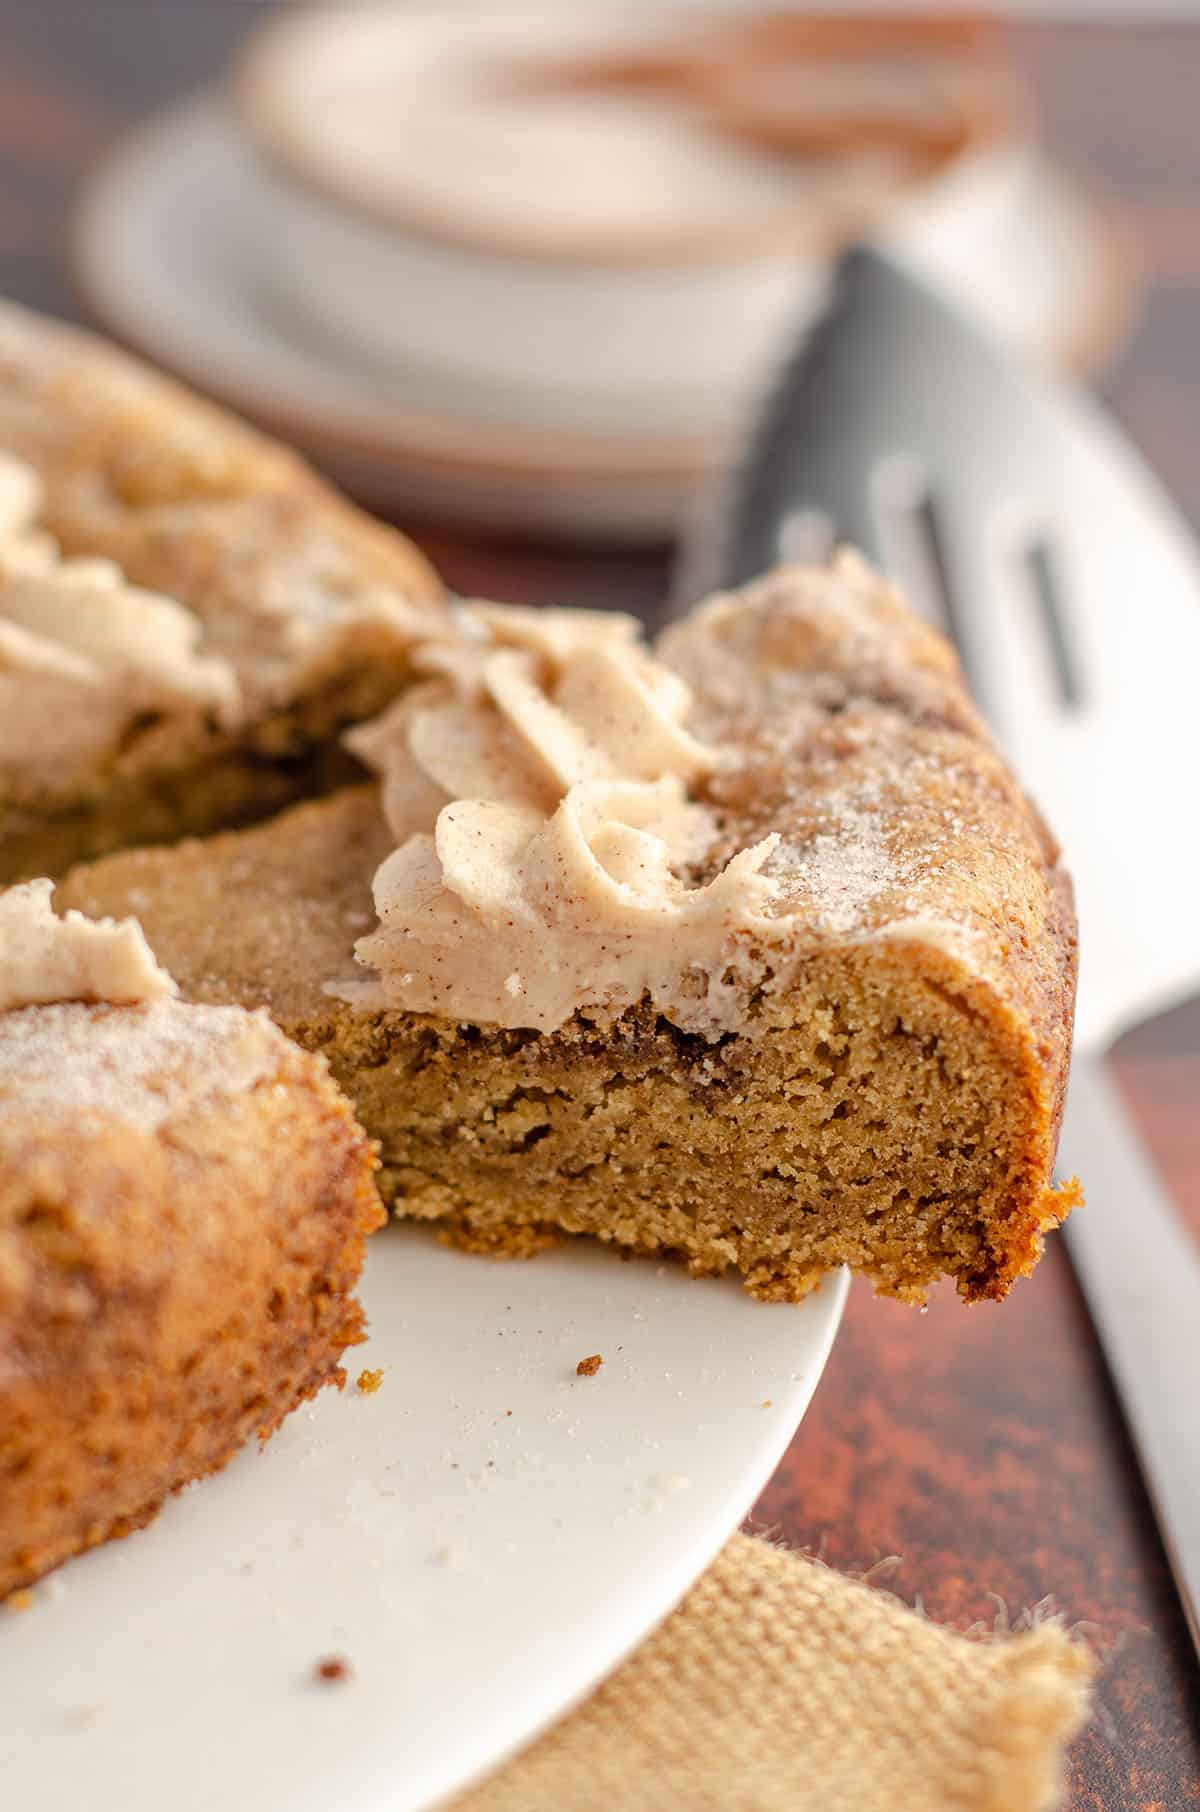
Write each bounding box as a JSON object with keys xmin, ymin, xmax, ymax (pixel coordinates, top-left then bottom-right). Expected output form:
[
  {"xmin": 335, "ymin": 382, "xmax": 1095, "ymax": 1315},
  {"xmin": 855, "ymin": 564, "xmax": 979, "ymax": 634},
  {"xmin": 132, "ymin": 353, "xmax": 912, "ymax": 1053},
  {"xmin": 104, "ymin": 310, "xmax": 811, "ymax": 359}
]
[
  {"xmin": 61, "ymin": 563, "xmax": 1079, "ymax": 1305},
  {"xmin": 0, "ymin": 1007, "xmax": 384, "ymax": 1598},
  {"xmin": 0, "ymin": 299, "xmax": 447, "ymax": 879},
  {"xmin": 661, "ymin": 565, "xmax": 1078, "ymax": 1136}
]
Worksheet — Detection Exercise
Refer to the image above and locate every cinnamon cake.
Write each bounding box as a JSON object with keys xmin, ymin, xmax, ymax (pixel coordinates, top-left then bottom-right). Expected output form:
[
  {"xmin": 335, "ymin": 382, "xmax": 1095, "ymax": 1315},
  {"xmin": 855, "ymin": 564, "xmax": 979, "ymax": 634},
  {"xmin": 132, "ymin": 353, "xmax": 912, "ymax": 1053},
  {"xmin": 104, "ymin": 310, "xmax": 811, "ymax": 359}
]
[
  {"xmin": 0, "ymin": 300, "xmax": 445, "ymax": 884},
  {"xmin": 62, "ymin": 554, "xmax": 1080, "ymax": 1305},
  {"xmin": 0, "ymin": 882, "xmax": 383, "ymax": 1599}
]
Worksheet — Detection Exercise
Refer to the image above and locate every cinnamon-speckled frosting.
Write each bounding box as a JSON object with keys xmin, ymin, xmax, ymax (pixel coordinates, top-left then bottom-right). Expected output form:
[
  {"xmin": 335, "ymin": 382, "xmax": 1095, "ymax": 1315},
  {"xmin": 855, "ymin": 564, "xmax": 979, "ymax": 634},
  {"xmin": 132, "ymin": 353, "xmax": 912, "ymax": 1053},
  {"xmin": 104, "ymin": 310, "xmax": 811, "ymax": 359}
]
[
  {"xmin": 0, "ymin": 879, "xmax": 176, "ymax": 1012},
  {"xmin": 337, "ymin": 601, "xmax": 786, "ymax": 1033}
]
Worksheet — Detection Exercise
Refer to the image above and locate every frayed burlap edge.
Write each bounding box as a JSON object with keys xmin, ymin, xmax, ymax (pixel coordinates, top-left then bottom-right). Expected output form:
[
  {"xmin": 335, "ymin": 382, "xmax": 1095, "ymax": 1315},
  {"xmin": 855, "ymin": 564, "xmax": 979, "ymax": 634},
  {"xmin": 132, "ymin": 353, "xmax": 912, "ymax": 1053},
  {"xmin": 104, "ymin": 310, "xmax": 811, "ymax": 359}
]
[{"xmin": 447, "ymin": 1533, "xmax": 1095, "ymax": 1812}]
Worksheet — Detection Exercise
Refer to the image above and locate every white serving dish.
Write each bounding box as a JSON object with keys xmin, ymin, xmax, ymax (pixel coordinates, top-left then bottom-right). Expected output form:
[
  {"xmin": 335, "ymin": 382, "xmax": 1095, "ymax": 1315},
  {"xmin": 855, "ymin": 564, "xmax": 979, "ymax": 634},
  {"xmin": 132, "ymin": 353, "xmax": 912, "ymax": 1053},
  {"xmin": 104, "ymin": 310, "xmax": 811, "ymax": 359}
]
[
  {"xmin": 234, "ymin": 3, "xmax": 1014, "ymax": 427},
  {"xmin": 2, "ymin": 1225, "xmax": 848, "ymax": 1812},
  {"xmin": 72, "ymin": 92, "xmax": 1126, "ymax": 541}
]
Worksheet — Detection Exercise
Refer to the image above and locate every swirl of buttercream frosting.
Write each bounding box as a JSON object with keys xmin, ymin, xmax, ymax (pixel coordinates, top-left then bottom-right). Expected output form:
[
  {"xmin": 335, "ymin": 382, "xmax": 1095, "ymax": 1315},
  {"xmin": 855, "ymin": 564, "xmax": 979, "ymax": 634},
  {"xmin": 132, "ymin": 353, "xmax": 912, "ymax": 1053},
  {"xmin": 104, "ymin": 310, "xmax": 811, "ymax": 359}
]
[
  {"xmin": 336, "ymin": 603, "xmax": 780, "ymax": 1034},
  {"xmin": 0, "ymin": 879, "xmax": 177, "ymax": 1012},
  {"xmin": 0, "ymin": 451, "xmax": 242, "ymax": 795}
]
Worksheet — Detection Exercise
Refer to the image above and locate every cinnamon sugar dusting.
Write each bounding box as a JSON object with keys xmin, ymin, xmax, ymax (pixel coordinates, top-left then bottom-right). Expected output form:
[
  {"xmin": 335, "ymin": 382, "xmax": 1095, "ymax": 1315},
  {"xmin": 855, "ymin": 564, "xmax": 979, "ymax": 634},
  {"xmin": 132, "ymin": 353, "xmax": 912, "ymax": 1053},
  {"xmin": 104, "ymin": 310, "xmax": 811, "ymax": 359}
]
[
  {"xmin": 0, "ymin": 996, "xmax": 290, "ymax": 1134},
  {"xmin": 760, "ymin": 807, "xmax": 897, "ymax": 935}
]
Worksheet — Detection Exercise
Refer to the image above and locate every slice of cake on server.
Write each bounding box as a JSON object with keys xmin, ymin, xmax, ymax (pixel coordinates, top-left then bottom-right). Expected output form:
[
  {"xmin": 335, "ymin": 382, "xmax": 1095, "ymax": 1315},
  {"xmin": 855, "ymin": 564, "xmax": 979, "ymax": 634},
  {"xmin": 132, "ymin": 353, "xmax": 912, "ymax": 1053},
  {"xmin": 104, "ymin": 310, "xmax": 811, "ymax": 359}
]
[{"xmin": 62, "ymin": 552, "xmax": 1080, "ymax": 1305}]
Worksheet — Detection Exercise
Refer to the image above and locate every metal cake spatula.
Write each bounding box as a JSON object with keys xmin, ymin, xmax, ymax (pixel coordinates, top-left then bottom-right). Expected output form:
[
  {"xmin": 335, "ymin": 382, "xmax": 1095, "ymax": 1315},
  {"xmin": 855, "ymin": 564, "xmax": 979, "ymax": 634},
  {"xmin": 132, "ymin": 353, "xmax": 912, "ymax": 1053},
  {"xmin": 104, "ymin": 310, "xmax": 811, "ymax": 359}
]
[{"xmin": 703, "ymin": 245, "xmax": 1200, "ymax": 1654}]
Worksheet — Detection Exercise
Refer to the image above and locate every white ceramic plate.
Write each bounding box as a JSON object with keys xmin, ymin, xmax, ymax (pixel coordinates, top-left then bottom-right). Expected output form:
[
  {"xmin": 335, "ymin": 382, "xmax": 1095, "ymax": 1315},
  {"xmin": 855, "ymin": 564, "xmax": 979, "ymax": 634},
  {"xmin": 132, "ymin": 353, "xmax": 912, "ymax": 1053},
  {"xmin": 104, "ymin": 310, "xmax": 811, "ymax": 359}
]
[
  {"xmin": 2, "ymin": 1225, "xmax": 848, "ymax": 1812},
  {"xmin": 71, "ymin": 95, "xmax": 1128, "ymax": 539}
]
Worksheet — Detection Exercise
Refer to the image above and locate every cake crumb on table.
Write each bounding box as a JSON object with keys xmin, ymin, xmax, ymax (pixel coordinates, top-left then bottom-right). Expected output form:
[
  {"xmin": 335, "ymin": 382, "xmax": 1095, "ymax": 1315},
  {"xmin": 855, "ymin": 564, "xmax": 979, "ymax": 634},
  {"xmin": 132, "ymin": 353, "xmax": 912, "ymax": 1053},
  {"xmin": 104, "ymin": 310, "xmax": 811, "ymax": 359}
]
[
  {"xmin": 356, "ymin": 1368, "xmax": 384, "ymax": 1395},
  {"xmin": 576, "ymin": 1354, "xmax": 603, "ymax": 1377},
  {"xmin": 314, "ymin": 1656, "xmax": 351, "ymax": 1684}
]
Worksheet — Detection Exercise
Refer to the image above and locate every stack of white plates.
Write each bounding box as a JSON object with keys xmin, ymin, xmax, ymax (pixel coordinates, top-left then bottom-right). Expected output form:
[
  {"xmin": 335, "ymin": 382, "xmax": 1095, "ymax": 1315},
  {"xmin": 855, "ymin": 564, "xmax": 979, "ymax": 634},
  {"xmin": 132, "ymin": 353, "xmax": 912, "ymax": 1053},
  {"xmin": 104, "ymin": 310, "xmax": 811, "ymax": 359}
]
[{"xmin": 73, "ymin": 4, "xmax": 1133, "ymax": 539}]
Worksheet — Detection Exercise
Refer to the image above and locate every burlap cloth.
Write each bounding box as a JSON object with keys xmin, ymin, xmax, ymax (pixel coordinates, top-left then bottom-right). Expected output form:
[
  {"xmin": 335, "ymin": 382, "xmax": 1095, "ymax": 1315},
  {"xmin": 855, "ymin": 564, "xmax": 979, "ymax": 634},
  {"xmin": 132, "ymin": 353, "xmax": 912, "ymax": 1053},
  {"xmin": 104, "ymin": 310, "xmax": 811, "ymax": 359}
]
[{"xmin": 449, "ymin": 1532, "xmax": 1095, "ymax": 1812}]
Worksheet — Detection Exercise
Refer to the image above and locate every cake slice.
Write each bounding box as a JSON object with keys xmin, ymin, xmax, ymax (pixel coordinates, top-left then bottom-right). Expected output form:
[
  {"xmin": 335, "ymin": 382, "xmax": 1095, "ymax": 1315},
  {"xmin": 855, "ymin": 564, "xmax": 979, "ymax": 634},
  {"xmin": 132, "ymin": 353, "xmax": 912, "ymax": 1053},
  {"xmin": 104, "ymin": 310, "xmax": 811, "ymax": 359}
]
[
  {"xmin": 61, "ymin": 555, "xmax": 1079, "ymax": 1304},
  {"xmin": 0, "ymin": 300, "xmax": 446, "ymax": 882},
  {"xmin": 0, "ymin": 882, "xmax": 384, "ymax": 1598}
]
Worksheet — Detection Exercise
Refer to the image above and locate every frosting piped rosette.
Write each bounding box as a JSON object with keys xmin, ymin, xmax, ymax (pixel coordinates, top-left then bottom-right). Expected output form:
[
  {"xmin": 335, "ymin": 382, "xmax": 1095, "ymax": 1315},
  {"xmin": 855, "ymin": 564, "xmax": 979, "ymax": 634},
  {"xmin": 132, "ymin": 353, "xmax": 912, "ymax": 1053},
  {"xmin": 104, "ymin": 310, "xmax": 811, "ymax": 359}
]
[{"xmin": 337, "ymin": 603, "xmax": 781, "ymax": 1033}]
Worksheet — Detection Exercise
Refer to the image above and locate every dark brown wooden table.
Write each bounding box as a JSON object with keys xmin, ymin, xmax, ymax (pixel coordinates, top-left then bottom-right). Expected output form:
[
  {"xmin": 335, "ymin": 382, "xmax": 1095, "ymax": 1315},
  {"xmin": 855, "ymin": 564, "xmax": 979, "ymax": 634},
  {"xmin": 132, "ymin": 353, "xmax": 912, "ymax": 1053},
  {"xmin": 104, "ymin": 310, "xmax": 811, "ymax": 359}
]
[{"xmin": 2, "ymin": 9, "xmax": 1197, "ymax": 1805}]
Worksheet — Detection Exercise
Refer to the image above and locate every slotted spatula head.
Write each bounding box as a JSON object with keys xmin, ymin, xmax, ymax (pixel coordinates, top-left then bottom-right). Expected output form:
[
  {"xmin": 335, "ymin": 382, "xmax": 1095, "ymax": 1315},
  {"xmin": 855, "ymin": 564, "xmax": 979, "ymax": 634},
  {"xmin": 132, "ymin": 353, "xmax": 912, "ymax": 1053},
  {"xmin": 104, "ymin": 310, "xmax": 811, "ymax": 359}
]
[{"xmin": 719, "ymin": 246, "xmax": 1200, "ymax": 1056}]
